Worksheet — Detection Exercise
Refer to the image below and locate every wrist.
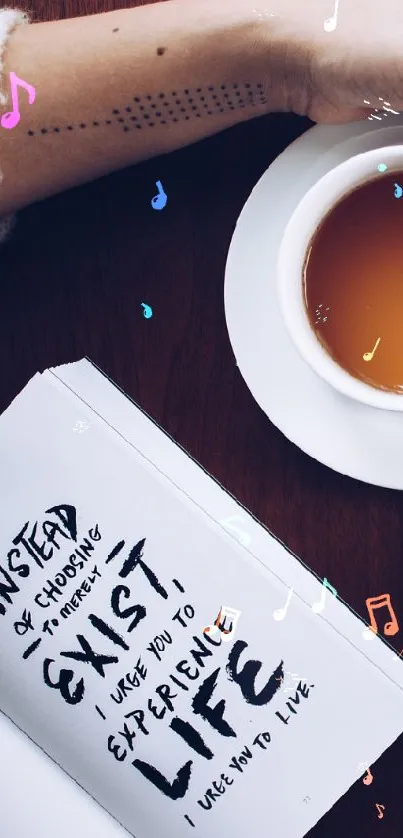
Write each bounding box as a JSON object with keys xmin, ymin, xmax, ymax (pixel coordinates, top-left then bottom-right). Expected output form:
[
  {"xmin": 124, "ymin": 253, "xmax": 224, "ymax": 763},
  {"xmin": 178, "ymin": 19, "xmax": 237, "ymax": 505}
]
[{"xmin": 169, "ymin": 0, "xmax": 288, "ymax": 117}]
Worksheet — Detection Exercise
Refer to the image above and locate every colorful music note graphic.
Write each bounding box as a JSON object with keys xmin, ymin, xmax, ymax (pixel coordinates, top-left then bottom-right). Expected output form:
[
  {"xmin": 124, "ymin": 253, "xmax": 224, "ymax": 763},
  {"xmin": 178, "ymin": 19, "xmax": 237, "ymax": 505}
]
[
  {"xmin": 1, "ymin": 72, "xmax": 36, "ymax": 130},
  {"xmin": 363, "ymin": 337, "xmax": 380, "ymax": 362},
  {"xmin": 141, "ymin": 302, "xmax": 153, "ymax": 319},
  {"xmin": 375, "ymin": 803, "xmax": 385, "ymax": 820},
  {"xmin": 363, "ymin": 766, "xmax": 374, "ymax": 786},
  {"xmin": 203, "ymin": 605, "xmax": 241, "ymax": 642},
  {"xmin": 362, "ymin": 593, "xmax": 399, "ymax": 639},
  {"xmin": 151, "ymin": 180, "xmax": 168, "ymax": 211},
  {"xmin": 311, "ymin": 577, "xmax": 337, "ymax": 614},
  {"xmin": 219, "ymin": 516, "xmax": 251, "ymax": 548},
  {"xmin": 324, "ymin": 0, "xmax": 339, "ymax": 31},
  {"xmin": 273, "ymin": 588, "xmax": 293, "ymax": 621}
]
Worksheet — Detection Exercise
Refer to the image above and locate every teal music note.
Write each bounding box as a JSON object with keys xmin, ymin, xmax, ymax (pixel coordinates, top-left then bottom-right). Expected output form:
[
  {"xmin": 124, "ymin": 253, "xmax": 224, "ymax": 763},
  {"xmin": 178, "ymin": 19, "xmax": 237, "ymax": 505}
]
[
  {"xmin": 141, "ymin": 302, "xmax": 153, "ymax": 319},
  {"xmin": 394, "ymin": 183, "xmax": 403, "ymax": 199},
  {"xmin": 311, "ymin": 577, "xmax": 337, "ymax": 614}
]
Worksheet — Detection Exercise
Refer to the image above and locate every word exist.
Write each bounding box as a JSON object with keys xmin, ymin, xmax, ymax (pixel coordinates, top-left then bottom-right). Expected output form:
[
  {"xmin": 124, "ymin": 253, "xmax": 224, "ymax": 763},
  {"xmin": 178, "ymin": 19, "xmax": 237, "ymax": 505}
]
[
  {"xmin": 141, "ymin": 303, "xmax": 153, "ymax": 319},
  {"xmin": 204, "ymin": 605, "xmax": 241, "ymax": 642},
  {"xmin": 311, "ymin": 577, "xmax": 337, "ymax": 614},
  {"xmin": 1, "ymin": 72, "xmax": 36, "ymax": 130},
  {"xmin": 363, "ymin": 337, "xmax": 380, "ymax": 362},
  {"xmin": 394, "ymin": 183, "xmax": 403, "ymax": 199},
  {"xmin": 273, "ymin": 588, "xmax": 293, "ymax": 621},
  {"xmin": 324, "ymin": 0, "xmax": 339, "ymax": 32},
  {"xmin": 362, "ymin": 593, "xmax": 399, "ymax": 640},
  {"xmin": 151, "ymin": 179, "xmax": 168, "ymax": 211},
  {"xmin": 376, "ymin": 803, "xmax": 385, "ymax": 820}
]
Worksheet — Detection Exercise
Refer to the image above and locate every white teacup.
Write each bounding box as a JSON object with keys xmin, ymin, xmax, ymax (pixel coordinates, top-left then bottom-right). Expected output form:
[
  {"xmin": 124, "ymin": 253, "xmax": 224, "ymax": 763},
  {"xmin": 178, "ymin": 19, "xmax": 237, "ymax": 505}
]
[{"xmin": 277, "ymin": 144, "xmax": 403, "ymax": 411}]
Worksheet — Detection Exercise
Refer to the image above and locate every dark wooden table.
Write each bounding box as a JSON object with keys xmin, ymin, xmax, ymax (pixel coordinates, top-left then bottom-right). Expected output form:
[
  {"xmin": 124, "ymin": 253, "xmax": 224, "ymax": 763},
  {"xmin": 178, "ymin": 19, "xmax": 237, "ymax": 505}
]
[{"xmin": 1, "ymin": 0, "xmax": 402, "ymax": 835}]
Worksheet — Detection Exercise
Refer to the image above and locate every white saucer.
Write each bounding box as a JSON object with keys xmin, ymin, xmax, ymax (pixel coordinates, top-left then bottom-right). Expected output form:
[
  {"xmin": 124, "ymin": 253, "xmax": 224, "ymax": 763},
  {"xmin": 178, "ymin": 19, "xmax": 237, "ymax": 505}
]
[{"xmin": 224, "ymin": 118, "xmax": 403, "ymax": 489}]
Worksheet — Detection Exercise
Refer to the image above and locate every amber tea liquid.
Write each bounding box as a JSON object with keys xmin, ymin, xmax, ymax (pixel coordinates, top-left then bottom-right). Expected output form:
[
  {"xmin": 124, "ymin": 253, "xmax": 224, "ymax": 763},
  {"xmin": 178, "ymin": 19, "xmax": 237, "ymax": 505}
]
[{"xmin": 304, "ymin": 172, "xmax": 403, "ymax": 393}]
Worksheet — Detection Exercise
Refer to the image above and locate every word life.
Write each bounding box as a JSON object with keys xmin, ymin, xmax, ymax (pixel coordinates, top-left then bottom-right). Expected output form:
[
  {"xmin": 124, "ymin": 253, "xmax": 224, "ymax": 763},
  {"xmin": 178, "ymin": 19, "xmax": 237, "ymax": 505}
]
[
  {"xmin": 151, "ymin": 180, "xmax": 168, "ymax": 211},
  {"xmin": 362, "ymin": 593, "xmax": 399, "ymax": 640},
  {"xmin": 311, "ymin": 577, "xmax": 337, "ymax": 614},
  {"xmin": 273, "ymin": 588, "xmax": 293, "ymax": 621},
  {"xmin": 324, "ymin": 0, "xmax": 339, "ymax": 32},
  {"xmin": 394, "ymin": 183, "xmax": 403, "ymax": 199},
  {"xmin": 1, "ymin": 72, "xmax": 36, "ymax": 130},
  {"xmin": 141, "ymin": 303, "xmax": 153, "ymax": 319},
  {"xmin": 203, "ymin": 606, "xmax": 241, "ymax": 642},
  {"xmin": 363, "ymin": 337, "xmax": 380, "ymax": 362}
]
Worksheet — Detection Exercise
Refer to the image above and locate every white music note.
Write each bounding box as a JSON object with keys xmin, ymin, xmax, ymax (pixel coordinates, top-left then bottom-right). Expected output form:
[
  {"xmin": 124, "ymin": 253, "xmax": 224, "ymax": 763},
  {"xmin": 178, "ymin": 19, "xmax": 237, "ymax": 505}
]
[
  {"xmin": 1, "ymin": 72, "xmax": 36, "ymax": 130},
  {"xmin": 311, "ymin": 577, "xmax": 337, "ymax": 613},
  {"xmin": 273, "ymin": 588, "xmax": 293, "ymax": 621},
  {"xmin": 324, "ymin": 0, "xmax": 339, "ymax": 31},
  {"xmin": 203, "ymin": 605, "xmax": 241, "ymax": 642}
]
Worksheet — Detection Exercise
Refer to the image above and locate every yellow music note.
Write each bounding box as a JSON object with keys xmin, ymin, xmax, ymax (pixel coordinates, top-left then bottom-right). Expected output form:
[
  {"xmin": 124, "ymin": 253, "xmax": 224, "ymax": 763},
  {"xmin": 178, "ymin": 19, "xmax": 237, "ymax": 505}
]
[{"xmin": 363, "ymin": 337, "xmax": 381, "ymax": 362}]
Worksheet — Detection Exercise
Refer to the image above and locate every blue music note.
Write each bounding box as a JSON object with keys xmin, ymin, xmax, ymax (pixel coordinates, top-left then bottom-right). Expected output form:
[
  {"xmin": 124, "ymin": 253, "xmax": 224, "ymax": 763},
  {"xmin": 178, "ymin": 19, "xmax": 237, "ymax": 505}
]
[
  {"xmin": 394, "ymin": 183, "xmax": 403, "ymax": 199},
  {"xmin": 151, "ymin": 180, "xmax": 168, "ymax": 211},
  {"xmin": 141, "ymin": 303, "xmax": 153, "ymax": 319}
]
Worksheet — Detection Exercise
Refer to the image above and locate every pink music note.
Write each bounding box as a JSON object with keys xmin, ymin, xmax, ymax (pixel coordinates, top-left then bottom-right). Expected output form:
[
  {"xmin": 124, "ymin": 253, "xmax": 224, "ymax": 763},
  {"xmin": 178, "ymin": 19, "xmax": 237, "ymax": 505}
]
[{"xmin": 1, "ymin": 72, "xmax": 36, "ymax": 130}]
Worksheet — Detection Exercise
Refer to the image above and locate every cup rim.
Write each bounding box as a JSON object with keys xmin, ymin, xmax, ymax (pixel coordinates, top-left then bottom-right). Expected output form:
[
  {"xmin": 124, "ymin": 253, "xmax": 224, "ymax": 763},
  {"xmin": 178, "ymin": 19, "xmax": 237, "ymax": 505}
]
[{"xmin": 277, "ymin": 144, "xmax": 403, "ymax": 411}]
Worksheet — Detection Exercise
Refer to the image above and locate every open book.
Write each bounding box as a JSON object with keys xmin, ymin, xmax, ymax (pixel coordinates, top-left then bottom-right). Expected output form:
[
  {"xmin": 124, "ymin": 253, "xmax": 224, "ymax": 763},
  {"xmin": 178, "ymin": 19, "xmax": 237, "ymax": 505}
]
[{"xmin": 1, "ymin": 358, "xmax": 402, "ymax": 838}]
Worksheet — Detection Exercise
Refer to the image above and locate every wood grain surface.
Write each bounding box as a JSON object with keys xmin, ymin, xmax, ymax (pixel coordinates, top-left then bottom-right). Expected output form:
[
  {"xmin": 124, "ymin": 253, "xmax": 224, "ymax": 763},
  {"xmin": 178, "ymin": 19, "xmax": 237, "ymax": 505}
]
[{"xmin": 1, "ymin": 0, "xmax": 402, "ymax": 835}]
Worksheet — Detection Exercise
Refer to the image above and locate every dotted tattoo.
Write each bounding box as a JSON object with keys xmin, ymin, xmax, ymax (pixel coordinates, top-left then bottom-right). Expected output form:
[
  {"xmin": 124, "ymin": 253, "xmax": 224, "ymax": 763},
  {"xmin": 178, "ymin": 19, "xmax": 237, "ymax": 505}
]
[{"xmin": 26, "ymin": 82, "xmax": 267, "ymax": 136}]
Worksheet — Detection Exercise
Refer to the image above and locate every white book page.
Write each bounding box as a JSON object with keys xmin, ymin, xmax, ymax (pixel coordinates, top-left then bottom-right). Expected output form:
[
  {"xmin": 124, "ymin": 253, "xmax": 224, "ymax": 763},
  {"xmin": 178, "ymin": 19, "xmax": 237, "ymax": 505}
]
[
  {"xmin": 49, "ymin": 360, "xmax": 403, "ymax": 684},
  {"xmin": 0, "ymin": 372, "xmax": 402, "ymax": 838},
  {"xmin": 0, "ymin": 711, "xmax": 129, "ymax": 837}
]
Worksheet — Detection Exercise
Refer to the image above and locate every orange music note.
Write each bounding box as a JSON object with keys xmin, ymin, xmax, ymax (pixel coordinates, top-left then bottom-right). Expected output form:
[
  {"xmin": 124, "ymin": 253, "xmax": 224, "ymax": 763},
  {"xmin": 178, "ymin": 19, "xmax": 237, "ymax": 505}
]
[
  {"xmin": 362, "ymin": 593, "xmax": 399, "ymax": 639},
  {"xmin": 363, "ymin": 766, "xmax": 373, "ymax": 785},
  {"xmin": 375, "ymin": 803, "xmax": 385, "ymax": 820},
  {"xmin": 1, "ymin": 72, "xmax": 36, "ymax": 130}
]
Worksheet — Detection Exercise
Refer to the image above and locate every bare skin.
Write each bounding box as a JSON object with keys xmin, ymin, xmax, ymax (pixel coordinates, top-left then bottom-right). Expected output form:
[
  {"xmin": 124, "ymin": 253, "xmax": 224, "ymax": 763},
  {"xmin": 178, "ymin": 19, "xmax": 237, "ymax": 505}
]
[{"xmin": 0, "ymin": 0, "xmax": 402, "ymax": 216}]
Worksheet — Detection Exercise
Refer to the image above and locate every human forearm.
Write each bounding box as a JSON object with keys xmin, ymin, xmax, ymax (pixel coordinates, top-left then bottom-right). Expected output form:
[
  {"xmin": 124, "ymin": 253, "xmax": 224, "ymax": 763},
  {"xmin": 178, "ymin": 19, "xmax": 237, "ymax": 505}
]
[{"xmin": 0, "ymin": 1, "xmax": 285, "ymax": 214}]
